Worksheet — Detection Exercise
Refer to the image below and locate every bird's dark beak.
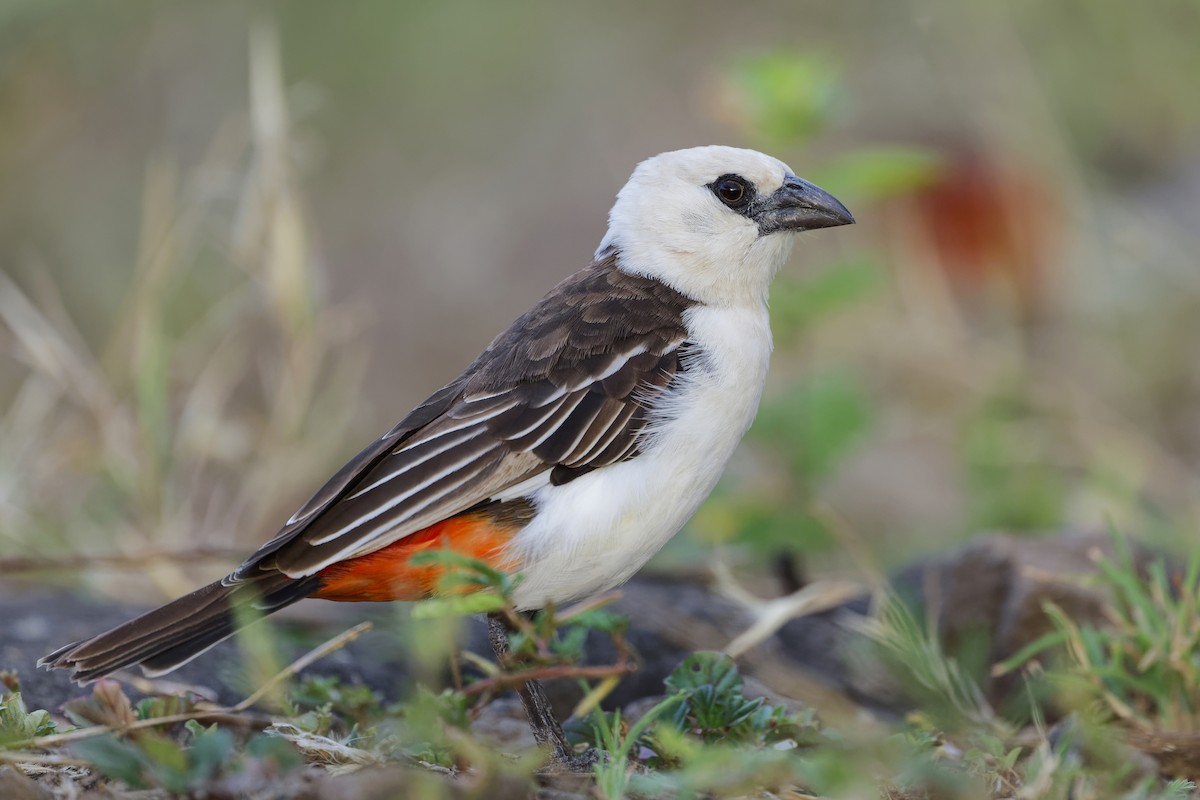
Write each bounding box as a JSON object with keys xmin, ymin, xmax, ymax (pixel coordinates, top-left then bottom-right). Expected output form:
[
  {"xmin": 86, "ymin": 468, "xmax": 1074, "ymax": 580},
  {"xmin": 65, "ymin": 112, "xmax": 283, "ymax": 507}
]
[{"xmin": 754, "ymin": 176, "xmax": 855, "ymax": 234}]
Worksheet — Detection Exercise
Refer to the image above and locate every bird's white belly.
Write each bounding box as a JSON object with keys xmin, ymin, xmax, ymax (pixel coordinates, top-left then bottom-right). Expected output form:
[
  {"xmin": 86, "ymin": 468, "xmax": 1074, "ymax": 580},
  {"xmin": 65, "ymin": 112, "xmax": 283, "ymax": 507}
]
[{"xmin": 508, "ymin": 304, "xmax": 772, "ymax": 609}]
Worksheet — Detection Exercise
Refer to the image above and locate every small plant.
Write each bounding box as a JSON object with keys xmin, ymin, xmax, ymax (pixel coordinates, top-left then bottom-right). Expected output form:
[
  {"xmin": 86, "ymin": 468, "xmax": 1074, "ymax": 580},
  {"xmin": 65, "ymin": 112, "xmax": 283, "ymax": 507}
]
[
  {"xmin": 70, "ymin": 721, "xmax": 302, "ymax": 795},
  {"xmin": 997, "ymin": 530, "xmax": 1200, "ymax": 732},
  {"xmin": 866, "ymin": 593, "xmax": 1005, "ymax": 736},
  {"xmin": 590, "ymin": 697, "xmax": 683, "ymax": 800},
  {"xmin": 632, "ymin": 725, "xmax": 811, "ymax": 800},
  {"xmin": 390, "ymin": 685, "xmax": 473, "ymax": 768},
  {"xmin": 0, "ymin": 690, "xmax": 57, "ymax": 745},
  {"xmin": 587, "ymin": 652, "xmax": 823, "ymax": 799},
  {"xmin": 658, "ymin": 651, "xmax": 818, "ymax": 748},
  {"xmin": 0, "ymin": 22, "xmax": 365, "ymax": 588},
  {"xmin": 287, "ymin": 674, "xmax": 385, "ymax": 736}
]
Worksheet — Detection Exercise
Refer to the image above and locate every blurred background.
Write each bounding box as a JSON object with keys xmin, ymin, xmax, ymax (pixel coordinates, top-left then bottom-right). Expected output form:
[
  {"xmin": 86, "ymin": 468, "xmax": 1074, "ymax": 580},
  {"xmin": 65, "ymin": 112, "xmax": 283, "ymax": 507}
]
[{"xmin": 2, "ymin": 0, "xmax": 1199, "ymax": 602}]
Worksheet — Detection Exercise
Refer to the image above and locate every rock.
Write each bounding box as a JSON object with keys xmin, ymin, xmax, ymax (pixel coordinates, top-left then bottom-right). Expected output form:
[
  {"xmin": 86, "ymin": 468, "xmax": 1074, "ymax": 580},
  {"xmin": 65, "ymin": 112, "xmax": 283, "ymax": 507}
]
[{"xmin": 0, "ymin": 767, "xmax": 52, "ymax": 800}]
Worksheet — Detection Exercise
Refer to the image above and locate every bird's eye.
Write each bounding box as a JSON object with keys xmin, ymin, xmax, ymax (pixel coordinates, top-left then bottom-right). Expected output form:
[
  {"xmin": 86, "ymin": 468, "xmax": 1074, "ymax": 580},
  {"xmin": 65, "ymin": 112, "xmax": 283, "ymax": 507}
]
[{"xmin": 713, "ymin": 175, "xmax": 751, "ymax": 208}]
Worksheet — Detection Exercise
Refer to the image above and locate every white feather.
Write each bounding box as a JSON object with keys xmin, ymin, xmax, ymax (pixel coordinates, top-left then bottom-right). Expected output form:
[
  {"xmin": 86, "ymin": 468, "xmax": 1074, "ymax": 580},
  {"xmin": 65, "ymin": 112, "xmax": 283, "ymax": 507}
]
[
  {"xmin": 510, "ymin": 303, "xmax": 773, "ymax": 608},
  {"xmin": 599, "ymin": 145, "xmax": 796, "ymax": 308}
]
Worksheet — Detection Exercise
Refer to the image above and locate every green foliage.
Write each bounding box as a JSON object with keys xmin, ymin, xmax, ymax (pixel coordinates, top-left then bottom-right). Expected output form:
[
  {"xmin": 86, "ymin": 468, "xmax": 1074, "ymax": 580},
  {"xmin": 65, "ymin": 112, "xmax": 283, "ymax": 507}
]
[
  {"xmin": 863, "ymin": 554, "xmax": 1200, "ymax": 799},
  {"xmin": 590, "ymin": 695, "xmax": 684, "ymax": 800},
  {"xmin": 411, "ymin": 591, "xmax": 508, "ymax": 619},
  {"xmin": 586, "ymin": 652, "xmax": 822, "ymax": 799},
  {"xmin": 408, "ymin": 547, "xmax": 517, "ymax": 619},
  {"xmin": 660, "ymin": 652, "xmax": 816, "ymax": 747},
  {"xmin": 769, "ymin": 258, "xmax": 885, "ymax": 342},
  {"xmin": 393, "ymin": 686, "xmax": 472, "ymax": 767},
  {"xmin": 408, "ymin": 547, "xmax": 517, "ymax": 594},
  {"xmin": 805, "ymin": 147, "xmax": 944, "ymax": 204},
  {"xmin": 725, "ymin": 51, "xmax": 841, "ymax": 146},
  {"xmin": 865, "ymin": 596, "xmax": 1003, "ymax": 736},
  {"xmin": 289, "ymin": 674, "xmax": 384, "ymax": 734},
  {"xmin": 70, "ymin": 725, "xmax": 302, "ymax": 794},
  {"xmin": 998, "ymin": 530, "xmax": 1200, "ymax": 732},
  {"xmin": 755, "ymin": 370, "xmax": 874, "ymax": 483},
  {"xmin": 1150, "ymin": 780, "xmax": 1199, "ymax": 800},
  {"xmin": 545, "ymin": 608, "xmax": 628, "ymax": 663},
  {"xmin": 134, "ymin": 694, "xmax": 198, "ymax": 722},
  {"xmin": 0, "ymin": 691, "xmax": 57, "ymax": 745},
  {"xmin": 963, "ymin": 387, "xmax": 1067, "ymax": 531},
  {"xmin": 633, "ymin": 726, "xmax": 810, "ymax": 800}
]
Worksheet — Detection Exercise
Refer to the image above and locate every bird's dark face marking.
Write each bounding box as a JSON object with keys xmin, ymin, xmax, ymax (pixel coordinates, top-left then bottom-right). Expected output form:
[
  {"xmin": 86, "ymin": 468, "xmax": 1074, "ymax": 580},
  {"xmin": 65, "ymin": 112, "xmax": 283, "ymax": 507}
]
[{"xmin": 708, "ymin": 172, "xmax": 853, "ymax": 235}]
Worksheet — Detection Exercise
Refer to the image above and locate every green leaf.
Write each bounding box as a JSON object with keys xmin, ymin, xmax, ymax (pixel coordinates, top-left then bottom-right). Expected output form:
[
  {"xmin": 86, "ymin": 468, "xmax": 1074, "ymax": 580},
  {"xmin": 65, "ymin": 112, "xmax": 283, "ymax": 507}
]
[
  {"xmin": 407, "ymin": 548, "xmax": 506, "ymax": 583},
  {"xmin": 665, "ymin": 652, "xmax": 744, "ymax": 696},
  {"xmin": 71, "ymin": 735, "xmax": 148, "ymax": 788},
  {"xmin": 183, "ymin": 719, "xmax": 216, "ymax": 738},
  {"xmin": 0, "ymin": 692, "xmax": 57, "ymax": 742},
  {"xmin": 992, "ymin": 628, "xmax": 1070, "ymax": 677},
  {"xmin": 550, "ymin": 624, "xmax": 590, "ymax": 660},
  {"xmin": 138, "ymin": 732, "xmax": 189, "ymax": 791},
  {"xmin": 769, "ymin": 259, "xmax": 884, "ymax": 340},
  {"xmin": 410, "ymin": 590, "xmax": 507, "ymax": 619},
  {"xmin": 752, "ymin": 369, "xmax": 874, "ymax": 481},
  {"xmin": 727, "ymin": 51, "xmax": 841, "ymax": 145},
  {"xmin": 562, "ymin": 608, "xmax": 628, "ymax": 635},
  {"xmin": 806, "ymin": 147, "xmax": 943, "ymax": 204},
  {"xmin": 246, "ymin": 732, "xmax": 304, "ymax": 770},
  {"xmin": 188, "ymin": 726, "xmax": 234, "ymax": 785}
]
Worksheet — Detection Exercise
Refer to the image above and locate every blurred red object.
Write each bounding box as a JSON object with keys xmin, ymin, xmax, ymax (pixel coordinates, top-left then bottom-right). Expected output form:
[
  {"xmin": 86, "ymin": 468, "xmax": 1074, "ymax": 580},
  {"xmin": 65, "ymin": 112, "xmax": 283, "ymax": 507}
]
[{"xmin": 904, "ymin": 146, "xmax": 1063, "ymax": 335}]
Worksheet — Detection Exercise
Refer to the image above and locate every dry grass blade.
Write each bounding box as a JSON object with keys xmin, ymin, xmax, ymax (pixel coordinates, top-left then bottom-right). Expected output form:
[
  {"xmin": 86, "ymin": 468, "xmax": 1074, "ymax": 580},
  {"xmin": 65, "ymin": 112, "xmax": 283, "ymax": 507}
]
[
  {"xmin": 723, "ymin": 578, "xmax": 864, "ymax": 659},
  {"xmin": 463, "ymin": 662, "xmax": 634, "ymax": 699},
  {"xmin": 0, "ymin": 751, "xmax": 93, "ymax": 767},
  {"xmin": 268, "ymin": 722, "xmax": 383, "ymax": 770},
  {"xmin": 0, "ymin": 272, "xmax": 115, "ymax": 418}
]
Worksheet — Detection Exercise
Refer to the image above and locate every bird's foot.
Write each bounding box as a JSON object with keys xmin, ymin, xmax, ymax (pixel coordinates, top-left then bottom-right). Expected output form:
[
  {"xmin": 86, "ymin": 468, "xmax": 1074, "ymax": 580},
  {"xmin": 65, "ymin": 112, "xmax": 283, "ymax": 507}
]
[{"xmin": 541, "ymin": 745, "xmax": 601, "ymax": 774}]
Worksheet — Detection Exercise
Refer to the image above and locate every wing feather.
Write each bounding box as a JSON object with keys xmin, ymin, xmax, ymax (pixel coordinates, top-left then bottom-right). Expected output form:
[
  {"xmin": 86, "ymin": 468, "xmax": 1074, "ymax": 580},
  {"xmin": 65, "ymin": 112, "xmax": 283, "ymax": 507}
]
[
  {"xmin": 505, "ymin": 391, "xmax": 590, "ymax": 451},
  {"xmin": 346, "ymin": 422, "xmax": 486, "ymax": 500},
  {"xmin": 237, "ymin": 253, "xmax": 697, "ymax": 579}
]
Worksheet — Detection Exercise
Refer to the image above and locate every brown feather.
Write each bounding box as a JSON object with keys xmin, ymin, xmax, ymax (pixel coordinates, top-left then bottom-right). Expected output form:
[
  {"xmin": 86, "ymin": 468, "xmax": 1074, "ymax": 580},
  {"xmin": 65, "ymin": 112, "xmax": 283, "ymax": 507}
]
[
  {"xmin": 242, "ymin": 250, "xmax": 696, "ymax": 578},
  {"xmin": 39, "ymin": 574, "xmax": 320, "ymax": 683},
  {"xmin": 42, "ymin": 250, "xmax": 698, "ymax": 683}
]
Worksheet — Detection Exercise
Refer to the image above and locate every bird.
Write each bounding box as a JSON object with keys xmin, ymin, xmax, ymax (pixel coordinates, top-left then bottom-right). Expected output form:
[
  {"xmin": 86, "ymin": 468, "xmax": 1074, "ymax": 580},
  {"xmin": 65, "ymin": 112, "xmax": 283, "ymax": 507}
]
[{"xmin": 41, "ymin": 145, "xmax": 853, "ymax": 762}]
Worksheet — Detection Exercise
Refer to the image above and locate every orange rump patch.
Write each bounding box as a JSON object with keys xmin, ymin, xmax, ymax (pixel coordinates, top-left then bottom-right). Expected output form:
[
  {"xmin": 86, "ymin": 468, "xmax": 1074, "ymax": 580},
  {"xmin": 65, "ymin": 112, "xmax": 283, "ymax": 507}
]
[{"xmin": 312, "ymin": 512, "xmax": 522, "ymax": 602}]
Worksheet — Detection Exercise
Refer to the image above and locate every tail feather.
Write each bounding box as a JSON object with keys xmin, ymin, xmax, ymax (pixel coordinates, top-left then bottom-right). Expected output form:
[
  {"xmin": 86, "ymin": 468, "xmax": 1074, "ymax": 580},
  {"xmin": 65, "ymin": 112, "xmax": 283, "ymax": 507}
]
[{"xmin": 40, "ymin": 574, "xmax": 320, "ymax": 684}]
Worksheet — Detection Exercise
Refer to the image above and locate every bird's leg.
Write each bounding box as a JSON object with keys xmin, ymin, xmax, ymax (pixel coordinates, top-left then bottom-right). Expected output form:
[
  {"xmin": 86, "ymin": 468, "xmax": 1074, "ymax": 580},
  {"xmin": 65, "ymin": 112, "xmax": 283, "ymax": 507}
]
[{"xmin": 486, "ymin": 612, "xmax": 587, "ymax": 768}]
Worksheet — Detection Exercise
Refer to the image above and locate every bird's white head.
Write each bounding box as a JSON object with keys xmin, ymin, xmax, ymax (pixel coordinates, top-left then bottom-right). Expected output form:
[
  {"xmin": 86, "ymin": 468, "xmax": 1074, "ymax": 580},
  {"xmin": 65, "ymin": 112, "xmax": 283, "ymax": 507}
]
[{"xmin": 599, "ymin": 145, "xmax": 854, "ymax": 307}]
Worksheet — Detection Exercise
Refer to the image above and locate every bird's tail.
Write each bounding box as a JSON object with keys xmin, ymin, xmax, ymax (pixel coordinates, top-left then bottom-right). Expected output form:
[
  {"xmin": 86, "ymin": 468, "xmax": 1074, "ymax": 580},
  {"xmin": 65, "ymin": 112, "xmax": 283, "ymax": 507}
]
[{"xmin": 40, "ymin": 573, "xmax": 321, "ymax": 683}]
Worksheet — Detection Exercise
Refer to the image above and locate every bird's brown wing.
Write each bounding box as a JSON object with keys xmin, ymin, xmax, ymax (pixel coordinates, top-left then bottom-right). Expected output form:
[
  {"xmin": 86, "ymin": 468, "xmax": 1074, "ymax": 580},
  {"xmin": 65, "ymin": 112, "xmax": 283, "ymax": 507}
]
[{"xmin": 236, "ymin": 251, "xmax": 698, "ymax": 579}]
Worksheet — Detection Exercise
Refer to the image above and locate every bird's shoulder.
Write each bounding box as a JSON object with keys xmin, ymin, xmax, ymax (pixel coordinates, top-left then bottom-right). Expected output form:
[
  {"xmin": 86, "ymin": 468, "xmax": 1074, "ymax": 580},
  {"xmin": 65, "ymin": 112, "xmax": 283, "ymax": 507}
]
[{"xmin": 461, "ymin": 249, "xmax": 698, "ymax": 395}]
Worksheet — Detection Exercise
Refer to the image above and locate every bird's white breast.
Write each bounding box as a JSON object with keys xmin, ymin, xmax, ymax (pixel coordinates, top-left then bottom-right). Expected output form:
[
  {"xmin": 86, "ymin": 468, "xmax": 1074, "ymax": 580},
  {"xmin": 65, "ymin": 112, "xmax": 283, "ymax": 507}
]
[{"xmin": 508, "ymin": 303, "xmax": 773, "ymax": 609}]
